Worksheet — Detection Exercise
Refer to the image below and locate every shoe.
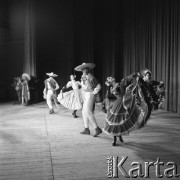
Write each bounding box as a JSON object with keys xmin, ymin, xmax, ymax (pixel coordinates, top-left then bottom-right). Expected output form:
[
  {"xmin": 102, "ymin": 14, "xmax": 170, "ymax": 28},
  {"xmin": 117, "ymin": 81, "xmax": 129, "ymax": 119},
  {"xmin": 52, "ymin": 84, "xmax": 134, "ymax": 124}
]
[
  {"xmin": 93, "ymin": 127, "xmax": 102, "ymax": 137},
  {"xmin": 24, "ymin": 102, "xmax": 29, "ymax": 106},
  {"xmin": 80, "ymin": 128, "xmax": 90, "ymax": 135},
  {"xmin": 119, "ymin": 136, "xmax": 124, "ymax": 143},
  {"xmin": 73, "ymin": 114, "xmax": 78, "ymax": 118},
  {"xmin": 112, "ymin": 136, "xmax": 117, "ymax": 146},
  {"xmin": 72, "ymin": 111, "xmax": 78, "ymax": 118},
  {"xmin": 49, "ymin": 109, "xmax": 54, "ymax": 114}
]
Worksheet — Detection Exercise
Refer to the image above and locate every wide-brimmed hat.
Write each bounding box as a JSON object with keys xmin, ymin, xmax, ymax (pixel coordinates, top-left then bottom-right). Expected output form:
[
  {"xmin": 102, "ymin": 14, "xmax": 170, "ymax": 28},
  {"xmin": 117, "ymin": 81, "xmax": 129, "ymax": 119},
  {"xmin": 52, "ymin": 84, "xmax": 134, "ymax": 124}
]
[
  {"xmin": 46, "ymin": 72, "xmax": 58, "ymax": 77},
  {"xmin": 22, "ymin": 73, "xmax": 31, "ymax": 81},
  {"xmin": 74, "ymin": 63, "xmax": 95, "ymax": 71}
]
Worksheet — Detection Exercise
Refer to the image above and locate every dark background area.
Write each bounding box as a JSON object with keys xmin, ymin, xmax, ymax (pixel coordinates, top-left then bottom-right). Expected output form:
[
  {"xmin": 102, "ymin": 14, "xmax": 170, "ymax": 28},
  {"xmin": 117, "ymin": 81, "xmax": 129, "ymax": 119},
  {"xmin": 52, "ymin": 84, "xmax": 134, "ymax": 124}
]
[{"xmin": 0, "ymin": 0, "xmax": 180, "ymax": 114}]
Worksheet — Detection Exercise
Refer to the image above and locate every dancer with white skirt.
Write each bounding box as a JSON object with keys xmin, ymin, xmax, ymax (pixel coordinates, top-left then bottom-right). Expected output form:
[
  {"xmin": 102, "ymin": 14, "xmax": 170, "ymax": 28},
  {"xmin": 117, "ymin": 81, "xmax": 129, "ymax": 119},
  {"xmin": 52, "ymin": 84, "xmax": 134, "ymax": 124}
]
[{"xmin": 57, "ymin": 75, "xmax": 83, "ymax": 118}]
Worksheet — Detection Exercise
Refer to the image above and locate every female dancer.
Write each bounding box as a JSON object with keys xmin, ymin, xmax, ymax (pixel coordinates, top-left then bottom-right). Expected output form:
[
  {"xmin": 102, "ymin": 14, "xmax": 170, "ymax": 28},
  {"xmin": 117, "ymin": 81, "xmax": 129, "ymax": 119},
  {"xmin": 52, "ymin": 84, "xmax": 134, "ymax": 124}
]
[
  {"xmin": 12, "ymin": 77, "xmax": 22, "ymax": 104},
  {"xmin": 102, "ymin": 77, "xmax": 118, "ymax": 113},
  {"xmin": 21, "ymin": 73, "xmax": 31, "ymax": 105},
  {"xmin": 103, "ymin": 70, "xmax": 165, "ymax": 146},
  {"xmin": 57, "ymin": 75, "xmax": 83, "ymax": 118},
  {"xmin": 103, "ymin": 74, "xmax": 148, "ymax": 146}
]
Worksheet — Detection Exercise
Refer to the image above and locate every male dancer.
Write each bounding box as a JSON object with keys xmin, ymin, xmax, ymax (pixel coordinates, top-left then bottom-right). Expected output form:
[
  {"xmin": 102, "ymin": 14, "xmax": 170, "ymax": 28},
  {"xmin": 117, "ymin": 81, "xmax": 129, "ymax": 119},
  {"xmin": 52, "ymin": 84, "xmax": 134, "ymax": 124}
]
[
  {"xmin": 43, "ymin": 72, "xmax": 59, "ymax": 114},
  {"xmin": 75, "ymin": 63, "xmax": 102, "ymax": 137}
]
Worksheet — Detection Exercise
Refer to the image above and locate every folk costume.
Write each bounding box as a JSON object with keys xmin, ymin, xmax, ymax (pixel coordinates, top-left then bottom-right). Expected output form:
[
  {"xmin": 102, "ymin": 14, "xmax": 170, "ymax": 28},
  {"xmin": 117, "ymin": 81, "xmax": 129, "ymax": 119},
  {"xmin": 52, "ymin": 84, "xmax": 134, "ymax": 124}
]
[
  {"xmin": 21, "ymin": 73, "xmax": 31, "ymax": 105},
  {"xmin": 43, "ymin": 72, "xmax": 59, "ymax": 114},
  {"xmin": 12, "ymin": 77, "xmax": 22, "ymax": 104},
  {"xmin": 102, "ymin": 77, "xmax": 118, "ymax": 113},
  {"xmin": 103, "ymin": 74, "xmax": 148, "ymax": 146},
  {"xmin": 103, "ymin": 70, "xmax": 166, "ymax": 146},
  {"xmin": 75, "ymin": 63, "xmax": 102, "ymax": 137},
  {"xmin": 57, "ymin": 75, "xmax": 83, "ymax": 118},
  {"xmin": 135, "ymin": 68, "xmax": 166, "ymax": 128}
]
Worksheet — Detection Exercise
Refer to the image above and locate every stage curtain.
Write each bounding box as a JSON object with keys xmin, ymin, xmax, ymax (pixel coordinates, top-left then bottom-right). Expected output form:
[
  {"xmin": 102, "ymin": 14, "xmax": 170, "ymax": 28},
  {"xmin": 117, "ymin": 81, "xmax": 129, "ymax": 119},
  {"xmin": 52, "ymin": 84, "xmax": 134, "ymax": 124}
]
[
  {"xmin": 23, "ymin": 0, "xmax": 36, "ymax": 76},
  {"xmin": 123, "ymin": 0, "xmax": 180, "ymax": 114},
  {"xmin": 92, "ymin": 0, "xmax": 124, "ymax": 95}
]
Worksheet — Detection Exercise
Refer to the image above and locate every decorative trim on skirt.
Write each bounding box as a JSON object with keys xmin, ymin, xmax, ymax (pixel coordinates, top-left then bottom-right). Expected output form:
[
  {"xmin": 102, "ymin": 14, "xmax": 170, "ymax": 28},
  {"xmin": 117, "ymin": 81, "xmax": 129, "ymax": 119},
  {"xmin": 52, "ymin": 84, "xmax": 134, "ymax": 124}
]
[{"xmin": 103, "ymin": 96, "xmax": 141, "ymax": 136}]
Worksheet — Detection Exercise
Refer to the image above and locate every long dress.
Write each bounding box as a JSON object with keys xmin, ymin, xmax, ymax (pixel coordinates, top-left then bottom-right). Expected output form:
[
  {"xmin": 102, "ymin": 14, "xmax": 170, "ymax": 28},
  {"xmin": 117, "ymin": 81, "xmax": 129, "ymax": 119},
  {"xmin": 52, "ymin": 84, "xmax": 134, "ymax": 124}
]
[
  {"xmin": 21, "ymin": 80, "xmax": 30, "ymax": 105},
  {"xmin": 135, "ymin": 77, "xmax": 165, "ymax": 128},
  {"xmin": 102, "ymin": 84, "xmax": 118, "ymax": 113},
  {"xmin": 103, "ymin": 73, "xmax": 166, "ymax": 136},
  {"xmin": 103, "ymin": 78, "xmax": 141, "ymax": 136},
  {"xmin": 103, "ymin": 74, "xmax": 151, "ymax": 136},
  {"xmin": 12, "ymin": 77, "xmax": 22, "ymax": 103},
  {"xmin": 57, "ymin": 80, "xmax": 83, "ymax": 110}
]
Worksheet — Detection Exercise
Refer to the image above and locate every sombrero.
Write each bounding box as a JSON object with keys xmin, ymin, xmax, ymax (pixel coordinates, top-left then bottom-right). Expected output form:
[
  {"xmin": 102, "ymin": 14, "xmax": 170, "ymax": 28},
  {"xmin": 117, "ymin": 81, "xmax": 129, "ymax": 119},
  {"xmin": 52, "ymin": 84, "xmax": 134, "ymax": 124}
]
[
  {"xmin": 74, "ymin": 63, "xmax": 95, "ymax": 71},
  {"xmin": 46, "ymin": 72, "xmax": 58, "ymax": 77},
  {"xmin": 22, "ymin": 73, "xmax": 31, "ymax": 81}
]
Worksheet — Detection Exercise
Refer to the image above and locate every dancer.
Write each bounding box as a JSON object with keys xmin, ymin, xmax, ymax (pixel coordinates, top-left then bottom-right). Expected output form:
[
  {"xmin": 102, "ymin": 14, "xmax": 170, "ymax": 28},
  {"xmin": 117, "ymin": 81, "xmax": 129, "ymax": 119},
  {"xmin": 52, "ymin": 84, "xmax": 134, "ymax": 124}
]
[
  {"xmin": 103, "ymin": 77, "xmax": 125, "ymax": 144},
  {"xmin": 21, "ymin": 73, "xmax": 31, "ymax": 105},
  {"xmin": 125, "ymin": 69, "xmax": 165, "ymax": 129},
  {"xmin": 138, "ymin": 69, "xmax": 165, "ymax": 120},
  {"xmin": 75, "ymin": 63, "xmax": 102, "ymax": 137},
  {"xmin": 12, "ymin": 77, "xmax": 22, "ymax": 104},
  {"xmin": 103, "ymin": 74, "xmax": 144, "ymax": 146},
  {"xmin": 102, "ymin": 77, "xmax": 119, "ymax": 113},
  {"xmin": 156, "ymin": 81, "xmax": 166, "ymax": 109},
  {"xmin": 57, "ymin": 75, "xmax": 83, "ymax": 118},
  {"xmin": 103, "ymin": 70, "xmax": 165, "ymax": 146},
  {"xmin": 43, "ymin": 72, "xmax": 59, "ymax": 114}
]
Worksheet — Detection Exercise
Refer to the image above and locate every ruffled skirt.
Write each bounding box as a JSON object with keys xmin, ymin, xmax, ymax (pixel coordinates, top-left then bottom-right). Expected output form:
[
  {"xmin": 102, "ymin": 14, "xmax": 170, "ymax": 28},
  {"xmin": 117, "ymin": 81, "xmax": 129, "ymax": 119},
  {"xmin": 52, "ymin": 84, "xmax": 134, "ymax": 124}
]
[
  {"xmin": 103, "ymin": 81, "xmax": 151, "ymax": 136},
  {"xmin": 103, "ymin": 95, "xmax": 141, "ymax": 136},
  {"xmin": 134, "ymin": 87, "xmax": 150, "ymax": 129},
  {"xmin": 57, "ymin": 89, "xmax": 83, "ymax": 110}
]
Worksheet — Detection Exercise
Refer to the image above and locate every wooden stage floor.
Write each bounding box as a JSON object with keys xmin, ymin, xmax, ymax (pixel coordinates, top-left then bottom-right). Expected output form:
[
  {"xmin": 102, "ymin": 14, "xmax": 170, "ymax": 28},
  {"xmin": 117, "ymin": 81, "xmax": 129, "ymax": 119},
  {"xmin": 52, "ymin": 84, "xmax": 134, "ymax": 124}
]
[{"xmin": 0, "ymin": 102, "xmax": 180, "ymax": 180}]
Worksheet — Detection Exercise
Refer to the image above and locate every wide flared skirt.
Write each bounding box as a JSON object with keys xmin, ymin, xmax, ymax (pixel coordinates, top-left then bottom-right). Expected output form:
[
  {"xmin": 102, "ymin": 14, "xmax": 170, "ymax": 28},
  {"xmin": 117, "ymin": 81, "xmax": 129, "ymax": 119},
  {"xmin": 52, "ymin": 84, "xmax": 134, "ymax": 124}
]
[
  {"xmin": 102, "ymin": 97, "xmax": 116, "ymax": 112},
  {"xmin": 133, "ymin": 87, "xmax": 151, "ymax": 129},
  {"xmin": 103, "ymin": 96, "xmax": 141, "ymax": 136},
  {"xmin": 57, "ymin": 89, "xmax": 83, "ymax": 110}
]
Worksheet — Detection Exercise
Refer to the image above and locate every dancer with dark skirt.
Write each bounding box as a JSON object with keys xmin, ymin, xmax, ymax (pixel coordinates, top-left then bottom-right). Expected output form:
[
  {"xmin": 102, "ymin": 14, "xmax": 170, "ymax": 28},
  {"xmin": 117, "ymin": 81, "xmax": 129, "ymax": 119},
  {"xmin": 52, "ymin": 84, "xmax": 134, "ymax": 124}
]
[
  {"xmin": 103, "ymin": 69, "xmax": 166, "ymax": 146},
  {"xmin": 136, "ymin": 69, "xmax": 166, "ymax": 128},
  {"xmin": 102, "ymin": 77, "xmax": 118, "ymax": 113},
  {"xmin": 103, "ymin": 75, "xmax": 142, "ymax": 146}
]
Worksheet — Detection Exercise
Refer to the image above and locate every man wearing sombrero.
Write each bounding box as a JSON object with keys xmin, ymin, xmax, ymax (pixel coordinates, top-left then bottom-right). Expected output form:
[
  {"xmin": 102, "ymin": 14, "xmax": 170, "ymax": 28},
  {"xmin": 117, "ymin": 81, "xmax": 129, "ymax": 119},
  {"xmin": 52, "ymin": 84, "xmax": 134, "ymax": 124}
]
[
  {"xmin": 43, "ymin": 72, "xmax": 59, "ymax": 114},
  {"xmin": 75, "ymin": 63, "xmax": 102, "ymax": 137}
]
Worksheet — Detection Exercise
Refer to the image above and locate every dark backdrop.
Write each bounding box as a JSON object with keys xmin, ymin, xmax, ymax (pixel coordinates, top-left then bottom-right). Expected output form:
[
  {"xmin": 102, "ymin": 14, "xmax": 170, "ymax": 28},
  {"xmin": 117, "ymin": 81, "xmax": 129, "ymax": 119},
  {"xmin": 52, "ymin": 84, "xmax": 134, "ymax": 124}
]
[{"xmin": 0, "ymin": 0, "xmax": 180, "ymax": 114}]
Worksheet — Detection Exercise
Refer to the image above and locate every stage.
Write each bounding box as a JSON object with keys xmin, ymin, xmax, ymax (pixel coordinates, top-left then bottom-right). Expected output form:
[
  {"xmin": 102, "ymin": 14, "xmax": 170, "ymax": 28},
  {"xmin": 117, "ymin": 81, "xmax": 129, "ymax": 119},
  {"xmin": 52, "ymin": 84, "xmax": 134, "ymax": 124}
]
[{"xmin": 0, "ymin": 102, "xmax": 180, "ymax": 180}]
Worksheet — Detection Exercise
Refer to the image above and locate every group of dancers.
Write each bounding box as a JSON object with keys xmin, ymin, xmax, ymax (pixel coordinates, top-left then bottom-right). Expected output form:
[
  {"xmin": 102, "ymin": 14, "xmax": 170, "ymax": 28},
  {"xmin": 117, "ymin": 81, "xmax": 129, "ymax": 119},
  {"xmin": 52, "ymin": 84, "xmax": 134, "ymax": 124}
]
[
  {"xmin": 43, "ymin": 62, "xmax": 166, "ymax": 146},
  {"xmin": 12, "ymin": 73, "xmax": 38, "ymax": 105}
]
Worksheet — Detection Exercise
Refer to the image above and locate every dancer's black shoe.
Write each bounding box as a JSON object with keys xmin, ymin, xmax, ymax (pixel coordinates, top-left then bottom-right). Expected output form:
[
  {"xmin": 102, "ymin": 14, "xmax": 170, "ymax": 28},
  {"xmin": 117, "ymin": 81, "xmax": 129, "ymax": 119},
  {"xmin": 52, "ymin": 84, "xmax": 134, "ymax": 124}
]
[
  {"xmin": 80, "ymin": 128, "xmax": 90, "ymax": 135},
  {"xmin": 72, "ymin": 110, "xmax": 78, "ymax": 118},
  {"xmin": 93, "ymin": 127, "xmax": 102, "ymax": 137},
  {"xmin": 112, "ymin": 136, "xmax": 117, "ymax": 146},
  {"xmin": 49, "ymin": 109, "xmax": 54, "ymax": 114},
  {"xmin": 119, "ymin": 136, "xmax": 124, "ymax": 143}
]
